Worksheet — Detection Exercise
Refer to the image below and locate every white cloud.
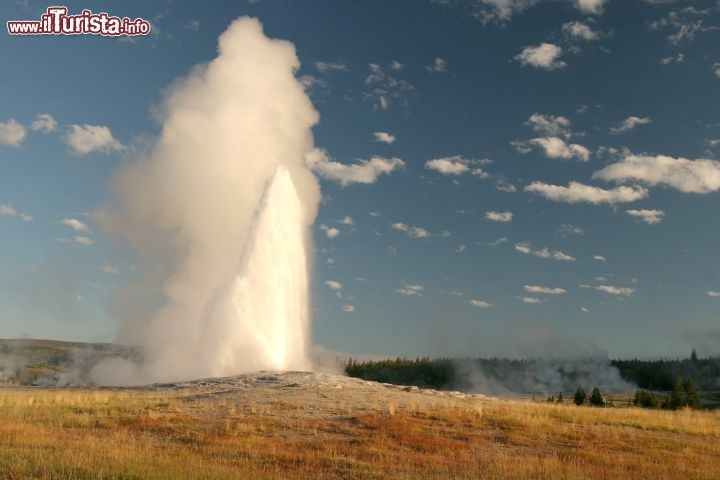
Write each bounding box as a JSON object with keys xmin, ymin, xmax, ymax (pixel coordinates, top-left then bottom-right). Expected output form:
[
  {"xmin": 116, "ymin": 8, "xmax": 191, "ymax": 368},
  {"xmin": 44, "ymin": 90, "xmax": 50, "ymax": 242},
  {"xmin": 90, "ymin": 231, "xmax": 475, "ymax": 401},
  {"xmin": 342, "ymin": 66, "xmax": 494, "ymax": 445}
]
[
  {"xmin": 396, "ymin": 284, "xmax": 424, "ymax": 296},
  {"xmin": 626, "ymin": 209, "xmax": 665, "ymax": 224},
  {"xmin": 514, "ymin": 242, "xmax": 576, "ymax": 261},
  {"xmin": 526, "ymin": 113, "xmax": 572, "ymax": 138},
  {"xmin": 489, "ymin": 237, "xmax": 508, "ymax": 247},
  {"xmin": 324, "ymin": 280, "xmax": 343, "ymax": 291},
  {"xmin": 391, "ymin": 222, "xmax": 432, "ymax": 238},
  {"xmin": 524, "ymin": 285, "xmax": 567, "ymax": 294},
  {"xmin": 515, "ymin": 43, "xmax": 566, "ymax": 70},
  {"xmin": 715, "ymin": 63, "xmax": 720, "ymax": 79},
  {"xmin": 101, "ymin": 264, "xmax": 119, "ymax": 274},
  {"xmin": 529, "ymin": 137, "xmax": 590, "ymax": 161},
  {"xmin": 455, "ymin": 245, "xmax": 466, "ymax": 253},
  {"xmin": 485, "ymin": 211, "xmax": 513, "ymax": 222},
  {"xmin": 373, "ymin": 131, "xmax": 396, "ymax": 144},
  {"xmin": 592, "ymin": 154, "xmax": 720, "ymax": 194},
  {"xmin": 63, "ymin": 124, "xmax": 124, "ymax": 155},
  {"xmin": 0, "ymin": 203, "xmax": 32, "ymax": 221},
  {"xmin": 306, "ymin": 148, "xmax": 404, "ymax": 186},
  {"xmin": 470, "ymin": 299, "xmax": 493, "ymax": 308},
  {"xmin": 425, "ymin": 156, "xmax": 471, "ymax": 175},
  {"xmin": 595, "ymin": 285, "xmax": 635, "ymax": 296},
  {"xmin": 495, "ymin": 177, "xmax": 517, "ymax": 192},
  {"xmin": 593, "ymin": 255, "xmax": 606, "ymax": 262},
  {"xmin": 363, "ymin": 63, "xmax": 415, "ymax": 111},
  {"xmin": 708, "ymin": 290, "xmax": 720, "ymax": 298},
  {"xmin": 562, "ymin": 21, "xmax": 600, "ymax": 40},
  {"xmin": 581, "ymin": 306, "xmax": 590, "ymax": 314},
  {"xmin": 30, "ymin": 114, "xmax": 57, "ymax": 133},
  {"xmin": 521, "ymin": 296, "xmax": 543, "ymax": 304},
  {"xmin": 341, "ymin": 305, "xmax": 356, "ymax": 313},
  {"xmin": 390, "ymin": 60, "xmax": 405, "ymax": 71},
  {"xmin": 660, "ymin": 53, "xmax": 684, "ymax": 65},
  {"xmin": 338, "ymin": 216, "xmax": 354, "ymax": 225},
  {"xmin": 58, "ymin": 218, "xmax": 91, "ymax": 232},
  {"xmin": 0, "ymin": 119, "xmax": 26, "ymax": 147},
  {"xmin": 610, "ymin": 116, "xmax": 652, "ymax": 134},
  {"xmin": 556, "ymin": 224, "xmax": 585, "ymax": 236},
  {"xmin": 576, "ymin": 0, "xmax": 606, "ymax": 14},
  {"xmin": 55, "ymin": 236, "xmax": 94, "ymax": 246},
  {"xmin": 299, "ymin": 74, "xmax": 328, "ymax": 90},
  {"xmin": 0, "ymin": 204, "xmax": 17, "ymax": 216},
  {"xmin": 314, "ymin": 61, "xmax": 347, "ymax": 72},
  {"xmin": 320, "ymin": 224, "xmax": 340, "ymax": 239},
  {"xmin": 525, "ymin": 181, "xmax": 648, "ymax": 204},
  {"xmin": 425, "ymin": 57, "xmax": 447, "ymax": 73}
]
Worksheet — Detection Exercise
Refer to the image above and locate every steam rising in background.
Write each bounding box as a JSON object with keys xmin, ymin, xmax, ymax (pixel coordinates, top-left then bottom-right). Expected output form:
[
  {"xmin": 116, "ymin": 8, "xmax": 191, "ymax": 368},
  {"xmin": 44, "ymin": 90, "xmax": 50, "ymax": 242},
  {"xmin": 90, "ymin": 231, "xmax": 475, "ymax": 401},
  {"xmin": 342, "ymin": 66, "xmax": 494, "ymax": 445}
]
[{"xmin": 92, "ymin": 17, "xmax": 322, "ymax": 385}]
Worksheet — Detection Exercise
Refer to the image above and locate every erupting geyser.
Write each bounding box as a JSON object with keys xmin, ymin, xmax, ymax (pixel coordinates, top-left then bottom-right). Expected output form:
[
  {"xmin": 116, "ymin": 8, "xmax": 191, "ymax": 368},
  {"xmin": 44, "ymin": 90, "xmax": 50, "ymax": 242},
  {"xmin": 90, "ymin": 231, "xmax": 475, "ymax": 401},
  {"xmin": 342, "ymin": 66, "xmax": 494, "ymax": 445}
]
[{"xmin": 93, "ymin": 17, "xmax": 322, "ymax": 385}]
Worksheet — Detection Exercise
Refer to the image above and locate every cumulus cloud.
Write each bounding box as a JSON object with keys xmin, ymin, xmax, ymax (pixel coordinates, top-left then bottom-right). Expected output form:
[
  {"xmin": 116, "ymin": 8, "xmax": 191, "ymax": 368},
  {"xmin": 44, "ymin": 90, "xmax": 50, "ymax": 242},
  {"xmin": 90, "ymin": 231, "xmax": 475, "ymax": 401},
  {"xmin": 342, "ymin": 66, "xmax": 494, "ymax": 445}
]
[
  {"xmin": 526, "ymin": 113, "xmax": 572, "ymax": 138},
  {"xmin": 593, "ymin": 255, "xmax": 606, "ymax": 262},
  {"xmin": 576, "ymin": 0, "xmax": 606, "ymax": 14},
  {"xmin": 485, "ymin": 211, "xmax": 513, "ymax": 222},
  {"xmin": 592, "ymin": 154, "xmax": 720, "ymax": 194},
  {"xmin": 610, "ymin": 116, "xmax": 652, "ymax": 134},
  {"xmin": 661, "ymin": 53, "xmax": 684, "ymax": 65},
  {"xmin": 581, "ymin": 306, "xmax": 590, "ymax": 313},
  {"xmin": 30, "ymin": 114, "xmax": 57, "ymax": 133},
  {"xmin": 396, "ymin": 284, "xmax": 424, "ymax": 296},
  {"xmin": 324, "ymin": 280, "xmax": 342, "ymax": 291},
  {"xmin": 524, "ymin": 285, "xmax": 567, "ymax": 294},
  {"xmin": 470, "ymin": 299, "xmax": 493, "ymax": 308},
  {"xmin": 0, "ymin": 119, "xmax": 26, "ymax": 147},
  {"xmin": 58, "ymin": 218, "xmax": 91, "ymax": 232},
  {"xmin": 626, "ymin": 209, "xmax": 665, "ymax": 224},
  {"xmin": 708, "ymin": 290, "xmax": 720, "ymax": 298},
  {"xmin": 338, "ymin": 216, "xmax": 354, "ymax": 225},
  {"xmin": 556, "ymin": 224, "xmax": 585, "ymax": 236},
  {"xmin": 514, "ymin": 242, "xmax": 576, "ymax": 261},
  {"xmin": 521, "ymin": 296, "xmax": 543, "ymax": 304},
  {"xmin": 0, "ymin": 203, "xmax": 32, "ymax": 221},
  {"xmin": 528, "ymin": 137, "xmax": 590, "ymax": 161},
  {"xmin": 101, "ymin": 264, "xmax": 119, "ymax": 274},
  {"xmin": 341, "ymin": 305, "xmax": 355, "ymax": 312},
  {"xmin": 306, "ymin": 148, "xmax": 404, "ymax": 186},
  {"xmin": 562, "ymin": 21, "xmax": 600, "ymax": 40},
  {"xmin": 373, "ymin": 131, "xmax": 396, "ymax": 144},
  {"xmin": 515, "ymin": 43, "xmax": 566, "ymax": 70},
  {"xmin": 363, "ymin": 63, "xmax": 414, "ymax": 110},
  {"xmin": 425, "ymin": 156, "xmax": 471, "ymax": 175},
  {"xmin": 64, "ymin": 124, "xmax": 125, "ymax": 155},
  {"xmin": 595, "ymin": 285, "xmax": 635, "ymax": 296},
  {"xmin": 391, "ymin": 222, "xmax": 433, "ymax": 238},
  {"xmin": 425, "ymin": 57, "xmax": 447, "ymax": 73},
  {"xmin": 525, "ymin": 181, "xmax": 648, "ymax": 204},
  {"xmin": 320, "ymin": 224, "xmax": 340, "ymax": 239}
]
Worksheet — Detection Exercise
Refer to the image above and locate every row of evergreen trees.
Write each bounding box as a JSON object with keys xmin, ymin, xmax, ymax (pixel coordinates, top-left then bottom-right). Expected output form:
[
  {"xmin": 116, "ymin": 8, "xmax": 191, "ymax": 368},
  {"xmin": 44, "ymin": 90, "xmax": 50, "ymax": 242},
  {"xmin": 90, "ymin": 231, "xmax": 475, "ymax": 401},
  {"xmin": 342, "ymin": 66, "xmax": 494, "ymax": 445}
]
[{"xmin": 633, "ymin": 376, "xmax": 701, "ymax": 410}]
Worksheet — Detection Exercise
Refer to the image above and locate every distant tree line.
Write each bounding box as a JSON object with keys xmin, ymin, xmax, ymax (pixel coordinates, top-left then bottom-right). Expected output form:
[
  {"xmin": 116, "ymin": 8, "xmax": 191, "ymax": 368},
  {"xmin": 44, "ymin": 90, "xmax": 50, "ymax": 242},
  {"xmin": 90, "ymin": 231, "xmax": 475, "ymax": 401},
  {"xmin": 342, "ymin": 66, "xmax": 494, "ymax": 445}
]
[
  {"xmin": 633, "ymin": 376, "xmax": 701, "ymax": 410},
  {"xmin": 611, "ymin": 350, "xmax": 720, "ymax": 391}
]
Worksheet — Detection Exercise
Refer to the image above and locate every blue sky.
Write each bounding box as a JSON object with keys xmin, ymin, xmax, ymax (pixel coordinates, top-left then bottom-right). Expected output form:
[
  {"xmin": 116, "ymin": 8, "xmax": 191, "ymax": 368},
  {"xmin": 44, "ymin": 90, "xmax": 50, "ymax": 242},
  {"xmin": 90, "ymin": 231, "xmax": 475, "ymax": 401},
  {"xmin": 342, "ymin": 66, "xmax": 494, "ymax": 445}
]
[{"xmin": 1, "ymin": 0, "xmax": 720, "ymax": 359}]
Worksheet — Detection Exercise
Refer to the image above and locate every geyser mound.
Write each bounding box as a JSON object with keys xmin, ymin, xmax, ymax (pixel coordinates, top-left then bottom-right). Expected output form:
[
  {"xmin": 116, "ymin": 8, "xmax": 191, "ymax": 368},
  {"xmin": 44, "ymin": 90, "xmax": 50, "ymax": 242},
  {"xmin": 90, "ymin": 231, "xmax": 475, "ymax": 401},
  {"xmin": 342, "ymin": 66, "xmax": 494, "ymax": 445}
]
[{"xmin": 95, "ymin": 17, "xmax": 321, "ymax": 385}]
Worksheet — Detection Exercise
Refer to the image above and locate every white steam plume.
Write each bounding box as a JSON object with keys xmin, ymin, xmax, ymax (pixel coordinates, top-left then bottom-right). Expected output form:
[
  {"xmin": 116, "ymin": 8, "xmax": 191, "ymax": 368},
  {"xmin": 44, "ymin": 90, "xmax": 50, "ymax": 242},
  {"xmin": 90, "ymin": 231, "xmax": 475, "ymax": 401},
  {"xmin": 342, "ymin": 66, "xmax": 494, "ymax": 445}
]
[{"xmin": 95, "ymin": 17, "xmax": 321, "ymax": 385}]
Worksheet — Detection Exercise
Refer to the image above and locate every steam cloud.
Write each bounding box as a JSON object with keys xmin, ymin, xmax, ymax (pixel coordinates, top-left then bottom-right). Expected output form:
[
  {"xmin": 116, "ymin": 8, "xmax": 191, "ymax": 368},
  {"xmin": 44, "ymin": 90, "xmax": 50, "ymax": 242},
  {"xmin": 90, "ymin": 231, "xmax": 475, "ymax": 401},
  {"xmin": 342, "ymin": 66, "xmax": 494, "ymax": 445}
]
[{"xmin": 94, "ymin": 17, "xmax": 322, "ymax": 385}]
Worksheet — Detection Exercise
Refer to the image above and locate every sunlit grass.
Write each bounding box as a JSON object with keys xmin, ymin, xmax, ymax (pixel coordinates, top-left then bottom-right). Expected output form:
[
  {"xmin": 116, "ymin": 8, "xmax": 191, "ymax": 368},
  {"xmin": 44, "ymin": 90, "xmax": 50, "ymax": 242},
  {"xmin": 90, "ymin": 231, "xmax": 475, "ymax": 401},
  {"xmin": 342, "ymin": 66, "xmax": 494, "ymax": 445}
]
[{"xmin": 1, "ymin": 387, "xmax": 719, "ymax": 479}]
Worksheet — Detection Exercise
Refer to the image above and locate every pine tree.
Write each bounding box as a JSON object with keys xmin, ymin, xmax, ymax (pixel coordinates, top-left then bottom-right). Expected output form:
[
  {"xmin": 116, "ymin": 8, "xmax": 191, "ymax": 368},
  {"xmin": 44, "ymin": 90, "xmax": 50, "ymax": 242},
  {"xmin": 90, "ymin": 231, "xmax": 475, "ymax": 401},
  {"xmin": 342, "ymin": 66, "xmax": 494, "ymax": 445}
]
[
  {"xmin": 574, "ymin": 387, "xmax": 586, "ymax": 406},
  {"xmin": 589, "ymin": 387, "xmax": 605, "ymax": 407},
  {"xmin": 684, "ymin": 378, "xmax": 701, "ymax": 410},
  {"xmin": 664, "ymin": 376, "xmax": 685, "ymax": 410},
  {"xmin": 556, "ymin": 393, "xmax": 564, "ymax": 404}
]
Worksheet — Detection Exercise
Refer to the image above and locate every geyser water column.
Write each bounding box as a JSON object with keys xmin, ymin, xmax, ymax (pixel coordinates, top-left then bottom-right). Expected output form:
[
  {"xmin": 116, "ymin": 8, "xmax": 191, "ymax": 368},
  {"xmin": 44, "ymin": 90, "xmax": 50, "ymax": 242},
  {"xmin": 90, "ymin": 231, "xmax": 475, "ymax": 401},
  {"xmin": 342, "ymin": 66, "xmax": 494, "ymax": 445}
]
[
  {"xmin": 101, "ymin": 17, "xmax": 322, "ymax": 384},
  {"xmin": 205, "ymin": 166, "xmax": 313, "ymax": 375}
]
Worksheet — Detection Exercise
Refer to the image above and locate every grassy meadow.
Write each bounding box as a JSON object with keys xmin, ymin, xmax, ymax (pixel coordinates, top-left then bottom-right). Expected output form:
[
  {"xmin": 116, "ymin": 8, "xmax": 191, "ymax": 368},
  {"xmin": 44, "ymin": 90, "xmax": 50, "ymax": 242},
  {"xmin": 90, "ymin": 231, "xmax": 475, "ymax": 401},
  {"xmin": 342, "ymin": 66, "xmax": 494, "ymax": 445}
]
[{"xmin": 1, "ymin": 387, "xmax": 719, "ymax": 479}]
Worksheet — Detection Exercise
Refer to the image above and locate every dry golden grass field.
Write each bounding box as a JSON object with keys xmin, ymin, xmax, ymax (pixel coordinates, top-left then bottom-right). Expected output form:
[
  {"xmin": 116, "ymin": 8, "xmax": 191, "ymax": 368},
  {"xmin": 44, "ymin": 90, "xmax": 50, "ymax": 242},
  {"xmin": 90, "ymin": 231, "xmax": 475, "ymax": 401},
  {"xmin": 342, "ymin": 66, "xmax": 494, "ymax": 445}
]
[{"xmin": 1, "ymin": 372, "xmax": 719, "ymax": 479}]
